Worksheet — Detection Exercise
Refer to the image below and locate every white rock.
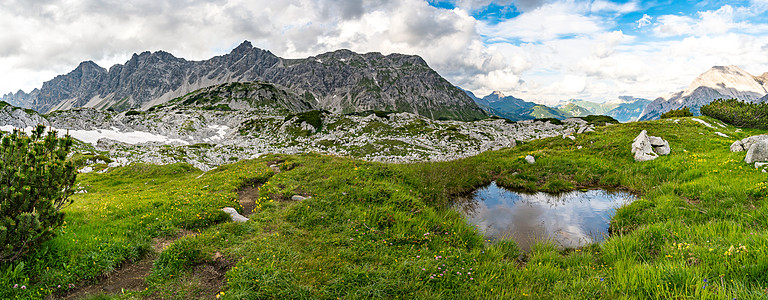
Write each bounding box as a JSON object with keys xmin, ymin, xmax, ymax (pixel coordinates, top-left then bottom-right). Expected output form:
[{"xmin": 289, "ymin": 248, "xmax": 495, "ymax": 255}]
[
  {"xmin": 653, "ymin": 141, "xmax": 671, "ymax": 155},
  {"xmin": 631, "ymin": 130, "xmax": 658, "ymax": 162},
  {"xmin": 525, "ymin": 155, "xmax": 536, "ymax": 164},
  {"xmin": 755, "ymin": 162, "xmax": 768, "ymax": 169},
  {"xmin": 715, "ymin": 132, "xmax": 728, "ymax": 138},
  {"xmin": 738, "ymin": 135, "xmax": 768, "ymax": 152},
  {"xmin": 291, "ymin": 195, "xmax": 308, "ymax": 201},
  {"xmin": 745, "ymin": 139, "xmax": 768, "ymax": 164},
  {"xmin": 730, "ymin": 140, "xmax": 745, "ymax": 152},
  {"xmin": 221, "ymin": 207, "xmax": 248, "ymax": 223},
  {"xmin": 648, "ymin": 136, "xmax": 665, "ymax": 146},
  {"xmin": 78, "ymin": 166, "xmax": 93, "ymax": 173}
]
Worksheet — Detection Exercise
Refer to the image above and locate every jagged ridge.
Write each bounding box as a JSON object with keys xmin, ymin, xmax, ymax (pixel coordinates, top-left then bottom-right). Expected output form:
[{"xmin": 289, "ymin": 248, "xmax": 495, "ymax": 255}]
[
  {"xmin": 639, "ymin": 65, "xmax": 768, "ymax": 121},
  {"xmin": 3, "ymin": 41, "xmax": 487, "ymax": 121}
]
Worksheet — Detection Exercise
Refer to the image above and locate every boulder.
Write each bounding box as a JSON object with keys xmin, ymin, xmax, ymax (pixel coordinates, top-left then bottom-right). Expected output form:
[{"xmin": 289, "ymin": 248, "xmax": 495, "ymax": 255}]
[
  {"xmin": 653, "ymin": 141, "xmax": 671, "ymax": 155},
  {"xmin": 221, "ymin": 207, "xmax": 248, "ymax": 222},
  {"xmin": 631, "ymin": 130, "xmax": 658, "ymax": 162},
  {"xmin": 745, "ymin": 139, "xmax": 768, "ymax": 164},
  {"xmin": 525, "ymin": 155, "xmax": 536, "ymax": 164},
  {"xmin": 755, "ymin": 162, "xmax": 768, "ymax": 169},
  {"xmin": 732, "ymin": 135, "xmax": 768, "ymax": 152},
  {"xmin": 648, "ymin": 136, "xmax": 671, "ymax": 155},
  {"xmin": 648, "ymin": 136, "xmax": 665, "ymax": 146},
  {"xmin": 730, "ymin": 140, "xmax": 745, "ymax": 152}
]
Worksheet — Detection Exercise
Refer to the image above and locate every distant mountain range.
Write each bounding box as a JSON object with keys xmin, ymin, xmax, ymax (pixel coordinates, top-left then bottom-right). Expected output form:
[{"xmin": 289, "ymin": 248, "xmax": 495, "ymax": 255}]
[
  {"xmin": 0, "ymin": 41, "xmax": 486, "ymax": 121},
  {"xmin": 464, "ymin": 89, "xmax": 649, "ymax": 122},
  {"xmin": 463, "ymin": 90, "xmax": 569, "ymax": 121},
  {"xmin": 556, "ymin": 97, "xmax": 651, "ymax": 123},
  {"xmin": 639, "ymin": 65, "xmax": 768, "ymax": 120}
]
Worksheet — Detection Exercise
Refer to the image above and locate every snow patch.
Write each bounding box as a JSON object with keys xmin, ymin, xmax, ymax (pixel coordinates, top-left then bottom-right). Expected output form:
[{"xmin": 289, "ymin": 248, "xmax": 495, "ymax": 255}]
[
  {"xmin": 690, "ymin": 118, "xmax": 713, "ymax": 128},
  {"xmin": 0, "ymin": 125, "xmax": 189, "ymax": 145}
]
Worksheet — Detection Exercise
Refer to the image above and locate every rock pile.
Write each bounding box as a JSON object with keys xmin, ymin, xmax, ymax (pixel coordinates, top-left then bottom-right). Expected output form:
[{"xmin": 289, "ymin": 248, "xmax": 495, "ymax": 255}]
[
  {"xmin": 631, "ymin": 130, "xmax": 670, "ymax": 162},
  {"xmin": 730, "ymin": 135, "xmax": 768, "ymax": 167}
]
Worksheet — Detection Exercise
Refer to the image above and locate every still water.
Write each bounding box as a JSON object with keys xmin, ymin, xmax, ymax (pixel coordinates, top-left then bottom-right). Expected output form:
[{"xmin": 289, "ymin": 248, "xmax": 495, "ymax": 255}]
[{"xmin": 456, "ymin": 182, "xmax": 637, "ymax": 251}]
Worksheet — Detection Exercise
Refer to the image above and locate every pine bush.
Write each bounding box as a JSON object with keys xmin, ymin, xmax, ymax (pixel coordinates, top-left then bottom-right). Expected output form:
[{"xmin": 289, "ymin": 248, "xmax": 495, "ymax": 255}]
[{"xmin": 0, "ymin": 125, "xmax": 76, "ymax": 262}]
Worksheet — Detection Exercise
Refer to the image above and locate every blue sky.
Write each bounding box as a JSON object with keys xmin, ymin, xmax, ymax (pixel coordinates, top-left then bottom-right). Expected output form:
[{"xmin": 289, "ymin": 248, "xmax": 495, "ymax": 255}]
[{"xmin": 1, "ymin": 0, "xmax": 767, "ymax": 104}]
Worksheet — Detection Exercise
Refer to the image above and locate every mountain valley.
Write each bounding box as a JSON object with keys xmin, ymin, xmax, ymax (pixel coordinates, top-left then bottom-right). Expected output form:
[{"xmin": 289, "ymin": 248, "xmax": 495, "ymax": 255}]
[{"xmin": 2, "ymin": 43, "xmax": 768, "ymax": 300}]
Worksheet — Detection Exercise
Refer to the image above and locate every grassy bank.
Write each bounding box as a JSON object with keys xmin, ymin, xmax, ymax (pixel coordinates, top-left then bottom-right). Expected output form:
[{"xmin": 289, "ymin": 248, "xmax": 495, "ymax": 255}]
[{"xmin": 2, "ymin": 116, "xmax": 768, "ymax": 299}]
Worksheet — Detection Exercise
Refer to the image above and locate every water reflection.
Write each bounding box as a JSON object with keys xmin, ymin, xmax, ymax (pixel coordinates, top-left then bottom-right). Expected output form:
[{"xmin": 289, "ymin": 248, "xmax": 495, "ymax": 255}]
[{"xmin": 456, "ymin": 182, "xmax": 636, "ymax": 251}]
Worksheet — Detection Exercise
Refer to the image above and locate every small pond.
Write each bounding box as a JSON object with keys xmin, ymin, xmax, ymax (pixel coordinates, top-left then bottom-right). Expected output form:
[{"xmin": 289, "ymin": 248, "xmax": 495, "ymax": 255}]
[{"xmin": 456, "ymin": 182, "xmax": 637, "ymax": 251}]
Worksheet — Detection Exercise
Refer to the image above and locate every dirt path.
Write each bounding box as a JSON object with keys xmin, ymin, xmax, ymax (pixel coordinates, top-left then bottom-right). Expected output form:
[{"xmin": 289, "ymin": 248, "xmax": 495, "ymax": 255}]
[
  {"xmin": 56, "ymin": 164, "xmax": 276, "ymax": 299},
  {"xmin": 238, "ymin": 186, "xmax": 259, "ymax": 216},
  {"xmin": 56, "ymin": 231, "xmax": 195, "ymax": 299}
]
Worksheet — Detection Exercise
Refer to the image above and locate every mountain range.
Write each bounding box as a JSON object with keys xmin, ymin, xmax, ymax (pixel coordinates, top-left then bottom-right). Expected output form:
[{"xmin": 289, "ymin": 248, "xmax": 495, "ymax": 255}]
[
  {"xmin": 465, "ymin": 89, "xmax": 649, "ymax": 123},
  {"xmin": 463, "ymin": 90, "xmax": 570, "ymax": 121},
  {"xmin": 556, "ymin": 97, "xmax": 651, "ymax": 123},
  {"xmin": 0, "ymin": 41, "xmax": 486, "ymax": 121},
  {"xmin": 638, "ymin": 65, "xmax": 768, "ymax": 120}
]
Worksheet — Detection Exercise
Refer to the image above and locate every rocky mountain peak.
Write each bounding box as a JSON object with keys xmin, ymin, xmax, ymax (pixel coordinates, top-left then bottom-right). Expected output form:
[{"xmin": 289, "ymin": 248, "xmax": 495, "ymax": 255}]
[
  {"xmin": 683, "ymin": 65, "xmax": 767, "ymax": 98},
  {"xmin": 1, "ymin": 42, "xmax": 486, "ymax": 121},
  {"xmin": 755, "ymin": 72, "xmax": 768, "ymax": 85},
  {"xmin": 78, "ymin": 60, "xmax": 105, "ymax": 71},
  {"xmin": 639, "ymin": 65, "xmax": 768, "ymax": 120},
  {"xmin": 230, "ymin": 40, "xmax": 255, "ymax": 55},
  {"xmin": 484, "ymin": 91, "xmax": 506, "ymax": 102}
]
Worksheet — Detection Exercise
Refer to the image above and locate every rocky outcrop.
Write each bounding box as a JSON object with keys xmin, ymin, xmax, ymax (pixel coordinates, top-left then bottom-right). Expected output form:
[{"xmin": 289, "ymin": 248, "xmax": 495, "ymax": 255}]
[
  {"xmin": 730, "ymin": 135, "xmax": 768, "ymax": 152},
  {"xmin": 631, "ymin": 130, "xmax": 670, "ymax": 161},
  {"xmin": 745, "ymin": 139, "xmax": 768, "ymax": 164},
  {"xmin": 2, "ymin": 41, "xmax": 486, "ymax": 121},
  {"xmin": 639, "ymin": 66, "xmax": 768, "ymax": 120},
  {"xmin": 0, "ymin": 102, "xmax": 49, "ymax": 129}
]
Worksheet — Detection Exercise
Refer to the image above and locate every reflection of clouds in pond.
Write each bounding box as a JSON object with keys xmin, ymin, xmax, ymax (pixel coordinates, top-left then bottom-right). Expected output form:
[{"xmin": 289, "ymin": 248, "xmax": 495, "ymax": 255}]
[{"xmin": 460, "ymin": 182, "xmax": 636, "ymax": 251}]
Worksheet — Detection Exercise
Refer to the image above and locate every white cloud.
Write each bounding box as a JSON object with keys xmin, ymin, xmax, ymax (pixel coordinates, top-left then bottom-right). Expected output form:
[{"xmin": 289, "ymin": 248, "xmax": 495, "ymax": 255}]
[
  {"xmin": 589, "ymin": 0, "xmax": 638, "ymax": 14},
  {"xmin": 445, "ymin": 0, "xmax": 544, "ymax": 12},
  {"xmin": 479, "ymin": 2, "xmax": 605, "ymax": 42},
  {"xmin": 636, "ymin": 14, "xmax": 651, "ymax": 28}
]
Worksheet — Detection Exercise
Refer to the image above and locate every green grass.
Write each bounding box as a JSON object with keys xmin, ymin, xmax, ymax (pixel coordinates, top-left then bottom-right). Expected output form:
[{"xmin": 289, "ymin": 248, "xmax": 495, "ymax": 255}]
[{"xmin": 2, "ymin": 116, "xmax": 768, "ymax": 299}]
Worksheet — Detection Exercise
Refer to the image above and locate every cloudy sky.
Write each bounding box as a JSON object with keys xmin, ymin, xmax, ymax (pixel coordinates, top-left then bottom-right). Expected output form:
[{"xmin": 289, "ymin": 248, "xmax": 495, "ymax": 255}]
[{"xmin": 1, "ymin": 0, "xmax": 767, "ymax": 104}]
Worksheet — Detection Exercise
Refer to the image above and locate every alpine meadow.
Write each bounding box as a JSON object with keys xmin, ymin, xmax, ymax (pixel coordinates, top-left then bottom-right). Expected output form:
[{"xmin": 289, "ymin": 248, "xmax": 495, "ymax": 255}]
[{"xmin": 2, "ymin": 0, "xmax": 768, "ymax": 299}]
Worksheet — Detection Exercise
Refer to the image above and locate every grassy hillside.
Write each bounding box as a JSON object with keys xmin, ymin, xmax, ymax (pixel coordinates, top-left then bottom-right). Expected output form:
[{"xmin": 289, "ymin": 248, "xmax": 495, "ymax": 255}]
[
  {"xmin": 2, "ymin": 116, "xmax": 768, "ymax": 299},
  {"xmin": 529, "ymin": 105, "xmax": 569, "ymax": 119}
]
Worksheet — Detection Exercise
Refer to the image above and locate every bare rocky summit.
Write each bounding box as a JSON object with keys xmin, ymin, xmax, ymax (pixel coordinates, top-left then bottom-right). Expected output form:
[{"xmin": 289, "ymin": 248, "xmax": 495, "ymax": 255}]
[
  {"xmin": 639, "ymin": 66, "xmax": 768, "ymax": 120},
  {"xmin": 2, "ymin": 41, "xmax": 486, "ymax": 121}
]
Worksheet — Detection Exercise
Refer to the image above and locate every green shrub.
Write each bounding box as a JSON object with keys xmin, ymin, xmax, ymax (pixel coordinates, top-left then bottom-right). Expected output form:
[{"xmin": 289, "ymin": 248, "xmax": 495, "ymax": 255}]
[
  {"xmin": 0, "ymin": 125, "xmax": 77, "ymax": 262},
  {"xmin": 576, "ymin": 115, "xmax": 619, "ymax": 126},
  {"xmin": 533, "ymin": 118, "xmax": 563, "ymax": 125},
  {"xmin": 286, "ymin": 110, "xmax": 324, "ymax": 132},
  {"xmin": 701, "ymin": 98, "xmax": 768, "ymax": 129},
  {"xmin": 125, "ymin": 110, "xmax": 142, "ymax": 116},
  {"xmin": 660, "ymin": 107, "xmax": 693, "ymax": 119}
]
